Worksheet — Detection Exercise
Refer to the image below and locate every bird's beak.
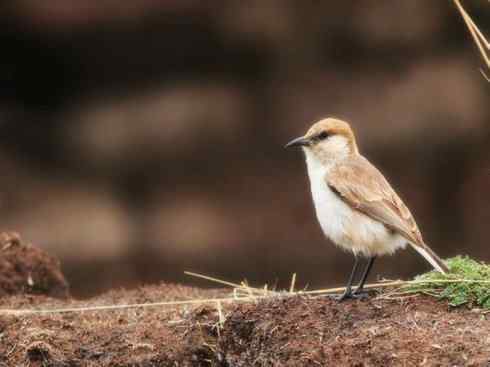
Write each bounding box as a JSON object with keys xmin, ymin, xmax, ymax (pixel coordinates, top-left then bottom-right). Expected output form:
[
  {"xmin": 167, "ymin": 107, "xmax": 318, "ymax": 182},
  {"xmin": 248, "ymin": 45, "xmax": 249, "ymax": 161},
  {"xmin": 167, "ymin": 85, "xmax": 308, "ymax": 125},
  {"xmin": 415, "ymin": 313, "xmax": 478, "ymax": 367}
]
[{"xmin": 284, "ymin": 136, "xmax": 310, "ymax": 148}]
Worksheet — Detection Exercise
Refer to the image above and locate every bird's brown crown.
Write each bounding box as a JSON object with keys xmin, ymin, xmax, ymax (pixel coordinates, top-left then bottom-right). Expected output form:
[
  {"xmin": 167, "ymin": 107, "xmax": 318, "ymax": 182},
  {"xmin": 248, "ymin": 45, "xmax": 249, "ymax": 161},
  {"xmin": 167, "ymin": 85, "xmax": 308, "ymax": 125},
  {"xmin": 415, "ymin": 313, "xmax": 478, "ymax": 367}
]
[{"xmin": 305, "ymin": 118, "xmax": 358, "ymax": 153}]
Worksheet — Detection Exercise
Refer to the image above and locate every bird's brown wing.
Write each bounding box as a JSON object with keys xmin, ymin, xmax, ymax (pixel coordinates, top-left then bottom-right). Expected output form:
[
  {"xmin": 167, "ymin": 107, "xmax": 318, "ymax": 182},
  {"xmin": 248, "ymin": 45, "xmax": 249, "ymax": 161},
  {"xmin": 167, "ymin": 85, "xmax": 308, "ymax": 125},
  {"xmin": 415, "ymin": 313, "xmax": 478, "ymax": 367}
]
[{"xmin": 326, "ymin": 156, "xmax": 424, "ymax": 246}]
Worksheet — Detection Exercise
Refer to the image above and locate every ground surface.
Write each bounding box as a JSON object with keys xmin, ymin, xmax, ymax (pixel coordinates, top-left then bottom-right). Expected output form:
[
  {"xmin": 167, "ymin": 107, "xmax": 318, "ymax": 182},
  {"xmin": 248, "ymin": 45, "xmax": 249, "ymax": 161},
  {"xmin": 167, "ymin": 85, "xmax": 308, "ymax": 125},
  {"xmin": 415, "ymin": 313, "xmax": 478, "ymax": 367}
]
[
  {"xmin": 0, "ymin": 232, "xmax": 69, "ymax": 299},
  {"xmin": 0, "ymin": 235, "xmax": 489, "ymax": 366}
]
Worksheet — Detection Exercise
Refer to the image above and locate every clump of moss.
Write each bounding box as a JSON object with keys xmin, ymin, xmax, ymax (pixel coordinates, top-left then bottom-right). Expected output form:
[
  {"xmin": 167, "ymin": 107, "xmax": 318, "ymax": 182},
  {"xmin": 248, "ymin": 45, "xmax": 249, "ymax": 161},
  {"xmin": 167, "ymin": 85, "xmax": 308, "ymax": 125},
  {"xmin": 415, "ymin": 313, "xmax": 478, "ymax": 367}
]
[{"xmin": 407, "ymin": 256, "xmax": 490, "ymax": 309}]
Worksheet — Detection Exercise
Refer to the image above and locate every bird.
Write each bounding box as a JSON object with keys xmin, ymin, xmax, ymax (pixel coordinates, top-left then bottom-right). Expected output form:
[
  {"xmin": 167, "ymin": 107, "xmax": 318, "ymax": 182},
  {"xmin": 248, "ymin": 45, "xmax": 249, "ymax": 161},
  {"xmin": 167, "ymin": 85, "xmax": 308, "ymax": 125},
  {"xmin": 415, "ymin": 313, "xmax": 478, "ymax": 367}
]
[{"xmin": 285, "ymin": 117, "xmax": 448, "ymax": 301}]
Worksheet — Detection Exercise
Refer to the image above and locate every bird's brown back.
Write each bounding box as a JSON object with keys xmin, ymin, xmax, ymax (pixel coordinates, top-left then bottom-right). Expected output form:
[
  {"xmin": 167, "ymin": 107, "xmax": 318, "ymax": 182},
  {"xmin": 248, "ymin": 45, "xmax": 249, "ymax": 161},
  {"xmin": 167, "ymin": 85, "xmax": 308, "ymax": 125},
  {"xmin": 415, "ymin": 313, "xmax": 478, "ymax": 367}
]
[{"xmin": 326, "ymin": 155, "xmax": 424, "ymax": 247}]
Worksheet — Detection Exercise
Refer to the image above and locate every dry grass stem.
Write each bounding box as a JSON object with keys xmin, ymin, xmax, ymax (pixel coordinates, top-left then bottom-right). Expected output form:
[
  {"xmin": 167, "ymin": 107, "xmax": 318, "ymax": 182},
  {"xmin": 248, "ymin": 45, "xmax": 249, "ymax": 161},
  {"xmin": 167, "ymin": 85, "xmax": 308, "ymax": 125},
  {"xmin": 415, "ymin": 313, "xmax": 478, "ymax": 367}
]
[
  {"xmin": 0, "ymin": 296, "xmax": 257, "ymax": 316},
  {"xmin": 184, "ymin": 271, "xmax": 278, "ymax": 296},
  {"xmin": 453, "ymin": 0, "xmax": 489, "ymax": 77},
  {"xmin": 289, "ymin": 273, "xmax": 297, "ymax": 294}
]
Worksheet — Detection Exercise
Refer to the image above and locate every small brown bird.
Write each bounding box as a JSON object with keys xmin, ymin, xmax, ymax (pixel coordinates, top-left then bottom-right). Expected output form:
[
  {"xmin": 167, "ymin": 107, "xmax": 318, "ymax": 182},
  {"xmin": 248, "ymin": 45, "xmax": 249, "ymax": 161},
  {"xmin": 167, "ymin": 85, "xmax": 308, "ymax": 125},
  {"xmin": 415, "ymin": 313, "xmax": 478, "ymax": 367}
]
[{"xmin": 285, "ymin": 118, "xmax": 448, "ymax": 301}]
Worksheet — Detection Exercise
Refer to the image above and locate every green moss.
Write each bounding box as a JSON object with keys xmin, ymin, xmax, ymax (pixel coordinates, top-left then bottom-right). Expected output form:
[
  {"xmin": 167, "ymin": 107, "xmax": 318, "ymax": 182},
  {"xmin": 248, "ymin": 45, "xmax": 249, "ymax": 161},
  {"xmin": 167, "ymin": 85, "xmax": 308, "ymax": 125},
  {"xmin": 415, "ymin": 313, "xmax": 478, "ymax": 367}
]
[{"xmin": 406, "ymin": 256, "xmax": 490, "ymax": 309}]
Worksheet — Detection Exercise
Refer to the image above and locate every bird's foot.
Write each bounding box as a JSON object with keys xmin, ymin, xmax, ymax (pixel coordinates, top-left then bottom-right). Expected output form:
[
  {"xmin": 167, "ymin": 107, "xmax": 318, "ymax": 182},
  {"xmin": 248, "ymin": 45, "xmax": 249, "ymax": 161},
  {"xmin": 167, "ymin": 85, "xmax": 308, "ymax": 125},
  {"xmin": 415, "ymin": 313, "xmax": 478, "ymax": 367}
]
[
  {"xmin": 351, "ymin": 289, "xmax": 371, "ymax": 299},
  {"xmin": 335, "ymin": 288, "xmax": 353, "ymax": 302},
  {"xmin": 335, "ymin": 288, "xmax": 370, "ymax": 302}
]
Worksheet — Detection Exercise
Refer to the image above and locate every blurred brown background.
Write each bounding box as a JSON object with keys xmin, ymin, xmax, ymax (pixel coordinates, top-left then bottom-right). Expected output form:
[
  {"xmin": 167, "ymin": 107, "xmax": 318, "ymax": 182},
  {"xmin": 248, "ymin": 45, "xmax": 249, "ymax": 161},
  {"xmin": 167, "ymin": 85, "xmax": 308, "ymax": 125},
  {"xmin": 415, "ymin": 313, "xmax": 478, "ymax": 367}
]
[{"xmin": 0, "ymin": 1, "xmax": 488, "ymax": 297}]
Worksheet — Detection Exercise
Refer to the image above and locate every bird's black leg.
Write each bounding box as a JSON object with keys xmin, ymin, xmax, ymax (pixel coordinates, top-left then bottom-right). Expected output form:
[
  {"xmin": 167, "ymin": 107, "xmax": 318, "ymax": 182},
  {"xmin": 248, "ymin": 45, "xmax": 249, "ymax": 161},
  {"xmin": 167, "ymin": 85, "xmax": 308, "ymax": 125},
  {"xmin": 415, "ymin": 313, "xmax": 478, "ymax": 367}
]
[
  {"xmin": 353, "ymin": 256, "xmax": 376, "ymax": 296},
  {"xmin": 337, "ymin": 256, "xmax": 361, "ymax": 301}
]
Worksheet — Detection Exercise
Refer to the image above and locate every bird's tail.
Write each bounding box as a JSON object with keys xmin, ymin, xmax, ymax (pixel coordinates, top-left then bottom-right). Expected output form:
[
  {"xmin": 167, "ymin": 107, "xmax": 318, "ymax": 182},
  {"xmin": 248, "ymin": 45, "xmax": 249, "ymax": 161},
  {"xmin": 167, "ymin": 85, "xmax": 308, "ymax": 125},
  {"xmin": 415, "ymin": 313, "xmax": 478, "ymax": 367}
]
[{"xmin": 410, "ymin": 243, "xmax": 449, "ymax": 274}]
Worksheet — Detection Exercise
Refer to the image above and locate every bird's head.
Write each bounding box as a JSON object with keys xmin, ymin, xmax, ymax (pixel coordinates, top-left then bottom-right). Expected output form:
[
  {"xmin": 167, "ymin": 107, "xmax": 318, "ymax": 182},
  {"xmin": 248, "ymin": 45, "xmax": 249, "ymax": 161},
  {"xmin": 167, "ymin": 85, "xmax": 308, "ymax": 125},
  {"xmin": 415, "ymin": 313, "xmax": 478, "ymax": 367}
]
[{"xmin": 285, "ymin": 118, "xmax": 358, "ymax": 164}]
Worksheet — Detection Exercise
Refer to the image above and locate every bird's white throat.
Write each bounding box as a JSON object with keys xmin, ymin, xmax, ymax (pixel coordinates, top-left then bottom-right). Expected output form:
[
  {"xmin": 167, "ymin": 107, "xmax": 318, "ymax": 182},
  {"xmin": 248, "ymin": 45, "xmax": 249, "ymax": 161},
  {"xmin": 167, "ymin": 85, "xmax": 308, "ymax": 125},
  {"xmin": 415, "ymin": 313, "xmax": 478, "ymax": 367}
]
[{"xmin": 304, "ymin": 150, "xmax": 344, "ymax": 241}]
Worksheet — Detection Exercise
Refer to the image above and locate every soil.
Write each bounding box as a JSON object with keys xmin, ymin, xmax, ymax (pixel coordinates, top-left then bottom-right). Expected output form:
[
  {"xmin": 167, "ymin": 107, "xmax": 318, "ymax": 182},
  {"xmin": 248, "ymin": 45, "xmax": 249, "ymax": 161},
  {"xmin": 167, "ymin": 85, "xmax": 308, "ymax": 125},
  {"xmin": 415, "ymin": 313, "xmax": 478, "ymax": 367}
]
[
  {"xmin": 1, "ymin": 234, "xmax": 489, "ymax": 366},
  {"xmin": 0, "ymin": 232, "xmax": 69, "ymax": 299}
]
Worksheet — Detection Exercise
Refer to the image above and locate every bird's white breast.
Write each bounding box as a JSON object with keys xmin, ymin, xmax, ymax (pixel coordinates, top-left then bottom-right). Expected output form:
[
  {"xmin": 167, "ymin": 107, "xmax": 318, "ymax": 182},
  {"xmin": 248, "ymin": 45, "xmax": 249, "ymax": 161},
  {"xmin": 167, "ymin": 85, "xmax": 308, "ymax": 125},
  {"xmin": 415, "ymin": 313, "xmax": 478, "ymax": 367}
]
[{"xmin": 304, "ymin": 152, "xmax": 406, "ymax": 257}]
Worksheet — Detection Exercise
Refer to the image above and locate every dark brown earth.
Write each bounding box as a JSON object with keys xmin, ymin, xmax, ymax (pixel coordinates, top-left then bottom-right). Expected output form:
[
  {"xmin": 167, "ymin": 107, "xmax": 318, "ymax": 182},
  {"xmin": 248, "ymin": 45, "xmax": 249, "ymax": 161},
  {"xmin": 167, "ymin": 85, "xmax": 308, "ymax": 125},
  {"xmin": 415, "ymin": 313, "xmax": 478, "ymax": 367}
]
[
  {"xmin": 0, "ymin": 235, "xmax": 489, "ymax": 366},
  {"xmin": 0, "ymin": 232, "xmax": 69, "ymax": 299}
]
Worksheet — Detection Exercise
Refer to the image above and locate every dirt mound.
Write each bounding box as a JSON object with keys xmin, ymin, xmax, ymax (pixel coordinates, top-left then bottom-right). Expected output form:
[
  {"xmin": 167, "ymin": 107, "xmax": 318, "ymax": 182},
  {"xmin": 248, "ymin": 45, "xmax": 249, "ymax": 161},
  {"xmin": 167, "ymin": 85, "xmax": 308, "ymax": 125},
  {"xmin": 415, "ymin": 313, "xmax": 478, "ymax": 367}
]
[
  {"xmin": 221, "ymin": 296, "xmax": 490, "ymax": 366},
  {"xmin": 0, "ymin": 234, "xmax": 488, "ymax": 366},
  {"xmin": 1, "ymin": 285, "xmax": 490, "ymax": 366},
  {"xmin": 0, "ymin": 232, "xmax": 69, "ymax": 298},
  {"xmin": 0, "ymin": 283, "xmax": 228, "ymax": 366}
]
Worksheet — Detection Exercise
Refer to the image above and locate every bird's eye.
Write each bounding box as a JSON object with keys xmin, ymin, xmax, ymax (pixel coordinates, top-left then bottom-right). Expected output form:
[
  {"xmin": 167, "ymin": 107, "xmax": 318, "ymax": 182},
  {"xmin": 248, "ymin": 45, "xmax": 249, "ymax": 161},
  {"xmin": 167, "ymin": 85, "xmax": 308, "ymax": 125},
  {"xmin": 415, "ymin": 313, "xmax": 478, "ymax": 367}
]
[{"xmin": 318, "ymin": 131, "xmax": 329, "ymax": 140}]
